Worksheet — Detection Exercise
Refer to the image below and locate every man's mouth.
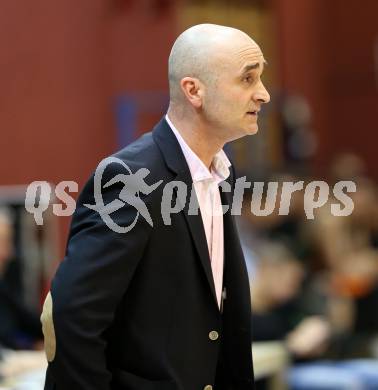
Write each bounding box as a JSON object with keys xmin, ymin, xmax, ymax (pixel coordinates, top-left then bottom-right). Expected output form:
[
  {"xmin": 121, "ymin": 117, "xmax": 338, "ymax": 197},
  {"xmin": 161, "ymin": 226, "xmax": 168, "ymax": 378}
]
[{"xmin": 247, "ymin": 110, "xmax": 258, "ymax": 116}]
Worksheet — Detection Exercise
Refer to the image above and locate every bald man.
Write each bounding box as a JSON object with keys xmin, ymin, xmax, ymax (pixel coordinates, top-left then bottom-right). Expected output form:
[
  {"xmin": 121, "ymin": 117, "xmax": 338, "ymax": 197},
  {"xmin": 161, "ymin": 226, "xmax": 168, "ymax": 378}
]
[{"xmin": 42, "ymin": 24, "xmax": 270, "ymax": 390}]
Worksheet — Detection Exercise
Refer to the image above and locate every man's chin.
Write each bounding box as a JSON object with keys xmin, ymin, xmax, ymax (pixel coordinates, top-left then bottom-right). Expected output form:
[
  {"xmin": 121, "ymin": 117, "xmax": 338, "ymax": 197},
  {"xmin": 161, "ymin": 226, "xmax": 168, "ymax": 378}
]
[
  {"xmin": 227, "ymin": 125, "xmax": 259, "ymax": 142},
  {"xmin": 246, "ymin": 124, "xmax": 259, "ymax": 135}
]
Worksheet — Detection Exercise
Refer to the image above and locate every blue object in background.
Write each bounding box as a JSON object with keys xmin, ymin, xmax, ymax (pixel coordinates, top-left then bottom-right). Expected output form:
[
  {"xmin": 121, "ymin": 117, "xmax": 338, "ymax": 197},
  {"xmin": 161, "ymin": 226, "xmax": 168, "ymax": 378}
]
[
  {"xmin": 115, "ymin": 95, "xmax": 137, "ymax": 149},
  {"xmin": 115, "ymin": 92, "xmax": 169, "ymax": 149},
  {"xmin": 288, "ymin": 360, "xmax": 378, "ymax": 390}
]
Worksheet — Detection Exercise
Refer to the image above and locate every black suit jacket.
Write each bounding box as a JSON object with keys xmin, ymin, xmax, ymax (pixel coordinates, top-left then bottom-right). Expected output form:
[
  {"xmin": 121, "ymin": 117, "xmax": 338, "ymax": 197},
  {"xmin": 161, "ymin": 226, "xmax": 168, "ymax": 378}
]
[{"xmin": 43, "ymin": 118, "xmax": 254, "ymax": 390}]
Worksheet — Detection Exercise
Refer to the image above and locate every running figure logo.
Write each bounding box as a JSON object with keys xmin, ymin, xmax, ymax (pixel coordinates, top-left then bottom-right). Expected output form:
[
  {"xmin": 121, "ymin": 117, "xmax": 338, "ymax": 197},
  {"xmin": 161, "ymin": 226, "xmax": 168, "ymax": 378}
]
[{"xmin": 84, "ymin": 157, "xmax": 162, "ymax": 233}]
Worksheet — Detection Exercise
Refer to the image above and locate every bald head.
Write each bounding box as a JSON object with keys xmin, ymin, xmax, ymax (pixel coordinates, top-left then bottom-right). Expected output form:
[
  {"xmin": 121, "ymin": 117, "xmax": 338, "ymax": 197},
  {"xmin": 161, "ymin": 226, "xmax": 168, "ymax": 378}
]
[
  {"xmin": 167, "ymin": 24, "xmax": 269, "ymax": 146},
  {"xmin": 168, "ymin": 24, "xmax": 258, "ymax": 103}
]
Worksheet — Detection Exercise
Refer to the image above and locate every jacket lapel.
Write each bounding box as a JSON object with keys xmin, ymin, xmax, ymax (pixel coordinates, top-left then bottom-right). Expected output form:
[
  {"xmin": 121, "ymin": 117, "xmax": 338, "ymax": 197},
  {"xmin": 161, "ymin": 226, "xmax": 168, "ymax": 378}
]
[
  {"xmin": 153, "ymin": 118, "xmax": 217, "ymax": 306},
  {"xmin": 220, "ymin": 176, "xmax": 254, "ymax": 381}
]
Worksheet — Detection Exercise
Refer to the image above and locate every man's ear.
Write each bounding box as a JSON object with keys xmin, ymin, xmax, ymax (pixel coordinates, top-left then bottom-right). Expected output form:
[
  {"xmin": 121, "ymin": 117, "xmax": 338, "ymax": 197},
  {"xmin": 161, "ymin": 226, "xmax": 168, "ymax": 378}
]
[{"xmin": 180, "ymin": 77, "xmax": 203, "ymax": 108}]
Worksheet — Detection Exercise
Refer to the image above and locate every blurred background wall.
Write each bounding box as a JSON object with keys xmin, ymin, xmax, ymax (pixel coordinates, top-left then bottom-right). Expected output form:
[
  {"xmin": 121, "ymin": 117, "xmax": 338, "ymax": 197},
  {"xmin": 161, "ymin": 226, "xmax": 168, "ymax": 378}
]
[
  {"xmin": 0, "ymin": 0, "xmax": 177, "ymax": 251},
  {"xmin": 275, "ymin": 0, "xmax": 378, "ymax": 176}
]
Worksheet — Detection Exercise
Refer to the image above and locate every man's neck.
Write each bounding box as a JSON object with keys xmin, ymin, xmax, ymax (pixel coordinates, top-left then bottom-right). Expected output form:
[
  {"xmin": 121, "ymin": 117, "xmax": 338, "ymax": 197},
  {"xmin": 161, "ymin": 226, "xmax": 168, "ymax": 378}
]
[{"xmin": 167, "ymin": 111, "xmax": 224, "ymax": 170}]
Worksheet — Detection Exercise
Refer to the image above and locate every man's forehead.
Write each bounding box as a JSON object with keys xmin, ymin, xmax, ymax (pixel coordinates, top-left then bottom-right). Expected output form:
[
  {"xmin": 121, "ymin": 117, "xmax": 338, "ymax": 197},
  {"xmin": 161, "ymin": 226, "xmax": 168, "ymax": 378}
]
[
  {"xmin": 234, "ymin": 43, "xmax": 265, "ymax": 68},
  {"xmin": 239, "ymin": 57, "xmax": 267, "ymax": 74},
  {"xmin": 200, "ymin": 33, "xmax": 265, "ymax": 75},
  {"xmin": 212, "ymin": 38, "xmax": 264, "ymax": 72}
]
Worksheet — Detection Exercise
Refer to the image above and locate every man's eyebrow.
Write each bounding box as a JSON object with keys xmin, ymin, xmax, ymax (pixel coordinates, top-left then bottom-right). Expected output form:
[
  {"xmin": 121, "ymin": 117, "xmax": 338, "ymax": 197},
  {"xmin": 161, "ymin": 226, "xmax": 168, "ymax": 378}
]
[{"xmin": 241, "ymin": 60, "xmax": 268, "ymax": 75}]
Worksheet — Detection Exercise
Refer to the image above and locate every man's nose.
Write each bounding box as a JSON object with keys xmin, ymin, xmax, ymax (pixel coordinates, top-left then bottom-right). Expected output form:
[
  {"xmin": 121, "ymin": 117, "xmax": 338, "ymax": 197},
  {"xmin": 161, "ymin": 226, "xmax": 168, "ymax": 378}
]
[{"xmin": 254, "ymin": 82, "xmax": 270, "ymax": 104}]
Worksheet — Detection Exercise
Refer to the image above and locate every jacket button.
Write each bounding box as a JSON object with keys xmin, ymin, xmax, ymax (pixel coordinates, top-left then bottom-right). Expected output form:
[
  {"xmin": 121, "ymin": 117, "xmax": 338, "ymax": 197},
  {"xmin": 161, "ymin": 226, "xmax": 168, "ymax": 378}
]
[
  {"xmin": 204, "ymin": 386, "xmax": 213, "ymax": 390},
  {"xmin": 208, "ymin": 330, "xmax": 219, "ymax": 341}
]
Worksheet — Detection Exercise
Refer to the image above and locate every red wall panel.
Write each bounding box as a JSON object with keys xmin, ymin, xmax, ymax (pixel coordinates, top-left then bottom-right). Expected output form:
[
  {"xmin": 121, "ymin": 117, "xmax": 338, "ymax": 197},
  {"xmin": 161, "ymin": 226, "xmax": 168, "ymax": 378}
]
[{"xmin": 0, "ymin": 0, "xmax": 177, "ymax": 256}]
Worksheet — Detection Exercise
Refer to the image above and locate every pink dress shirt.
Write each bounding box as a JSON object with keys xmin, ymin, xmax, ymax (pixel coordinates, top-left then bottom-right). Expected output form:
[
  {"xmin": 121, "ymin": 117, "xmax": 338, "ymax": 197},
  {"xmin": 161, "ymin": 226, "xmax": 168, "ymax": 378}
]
[{"xmin": 165, "ymin": 115, "xmax": 231, "ymax": 308}]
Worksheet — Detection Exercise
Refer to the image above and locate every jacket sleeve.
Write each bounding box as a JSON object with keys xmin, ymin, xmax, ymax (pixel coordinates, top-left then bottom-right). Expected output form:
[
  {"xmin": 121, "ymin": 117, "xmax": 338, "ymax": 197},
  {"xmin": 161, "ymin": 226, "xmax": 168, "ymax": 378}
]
[{"xmin": 41, "ymin": 162, "xmax": 153, "ymax": 390}]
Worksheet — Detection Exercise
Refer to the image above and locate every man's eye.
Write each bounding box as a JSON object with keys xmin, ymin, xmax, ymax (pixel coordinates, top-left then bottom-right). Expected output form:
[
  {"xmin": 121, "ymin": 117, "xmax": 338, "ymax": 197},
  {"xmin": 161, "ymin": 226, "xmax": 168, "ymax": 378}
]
[{"xmin": 244, "ymin": 76, "xmax": 253, "ymax": 83}]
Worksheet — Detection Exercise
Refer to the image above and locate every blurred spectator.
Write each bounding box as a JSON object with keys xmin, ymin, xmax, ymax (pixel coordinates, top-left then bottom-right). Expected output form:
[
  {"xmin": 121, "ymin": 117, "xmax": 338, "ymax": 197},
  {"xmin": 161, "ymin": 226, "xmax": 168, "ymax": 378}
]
[
  {"xmin": 239, "ymin": 159, "xmax": 378, "ymax": 360},
  {"xmin": 0, "ymin": 207, "xmax": 42, "ymax": 350},
  {"xmin": 306, "ymin": 157, "xmax": 378, "ymax": 355},
  {"xmin": 329, "ymin": 152, "xmax": 367, "ymax": 183},
  {"xmin": 280, "ymin": 94, "xmax": 317, "ymax": 175},
  {"xmin": 249, "ymin": 241, "xmax": 331, "ymax": 360}
]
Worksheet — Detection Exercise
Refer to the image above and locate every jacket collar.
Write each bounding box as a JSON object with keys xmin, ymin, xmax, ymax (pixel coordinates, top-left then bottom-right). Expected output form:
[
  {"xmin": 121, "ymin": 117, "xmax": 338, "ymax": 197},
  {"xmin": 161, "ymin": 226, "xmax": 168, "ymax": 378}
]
[
  {"xmin": 153, "ymin": 117, "xmax": 233, "ymax": 310},
  {"xmin": 164, "ymin": 114, "xmax": 231, "ymax": 184},
  {"xmin": 152, "ymin": 117, "xmax": 190, "ymax": 178}
]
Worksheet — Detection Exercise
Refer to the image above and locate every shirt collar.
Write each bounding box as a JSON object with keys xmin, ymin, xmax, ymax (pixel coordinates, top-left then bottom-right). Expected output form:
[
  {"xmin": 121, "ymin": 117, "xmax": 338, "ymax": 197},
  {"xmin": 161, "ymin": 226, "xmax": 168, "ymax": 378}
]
[{"xmin": 165, "ymin": 114, "xmax": 231, "ymax": 184}]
